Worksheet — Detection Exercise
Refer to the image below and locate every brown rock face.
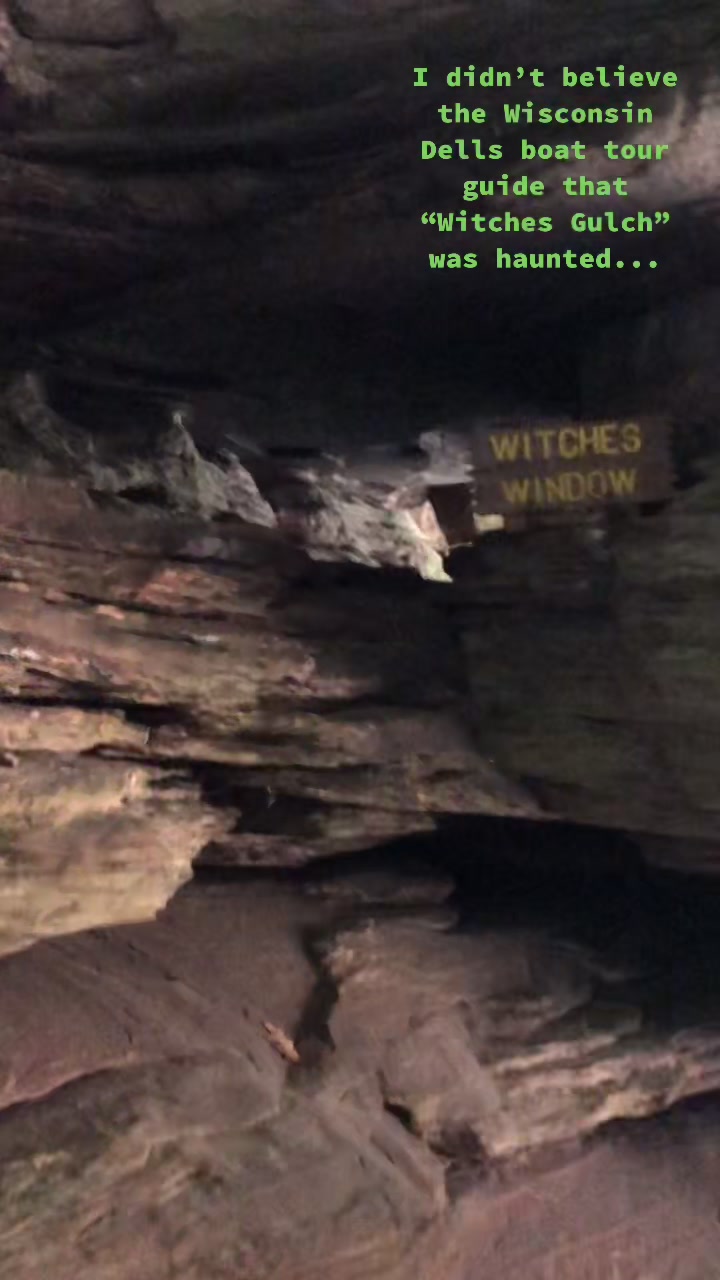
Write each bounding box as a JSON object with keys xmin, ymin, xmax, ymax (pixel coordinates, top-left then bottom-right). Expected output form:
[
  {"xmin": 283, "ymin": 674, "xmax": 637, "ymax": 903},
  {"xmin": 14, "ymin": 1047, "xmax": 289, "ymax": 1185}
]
[
  {"xmin": 455, "ymin": 1099, "xmax": 720, "ymax": 1280},
  {"xmin": 2, "ymin": 867, "xmax": 720, "ymax": 1279},
  {"xmin": 0, "ymin": 395, "xmax": 715, "ymax": 943}
]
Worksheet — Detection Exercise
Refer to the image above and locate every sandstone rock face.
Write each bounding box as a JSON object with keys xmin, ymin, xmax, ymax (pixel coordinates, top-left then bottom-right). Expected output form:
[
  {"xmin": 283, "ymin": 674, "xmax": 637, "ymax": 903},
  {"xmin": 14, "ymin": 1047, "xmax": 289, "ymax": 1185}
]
[
  {"xmin": 0, "ymin": 884, "xmax": 451, "ymax": 1280},
  {"xmin": 0, "ymin": 753, "xmax": 229, "ymax": 956},
  {"xmin": 0, "ymin": 0, "xmax": 718, "ymax": 1275},
  {"xmin": 0, "ymin": 379, "xmax": 716, "ymax": 958},
  {"xmin": 1, "ymin": 873, "xmax": 720, "ymax": 1278},
  {"xmin": 455, "ymin": 1098, "xmax": 720, "ymax": 1280}
]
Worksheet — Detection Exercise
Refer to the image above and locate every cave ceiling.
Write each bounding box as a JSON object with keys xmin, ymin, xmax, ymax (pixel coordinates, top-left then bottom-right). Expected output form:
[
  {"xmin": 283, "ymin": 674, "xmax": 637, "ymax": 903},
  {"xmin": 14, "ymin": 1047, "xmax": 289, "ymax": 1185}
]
[{"xmin": 1, "ymin": 0, "xmax": 719, "ymax": 437}]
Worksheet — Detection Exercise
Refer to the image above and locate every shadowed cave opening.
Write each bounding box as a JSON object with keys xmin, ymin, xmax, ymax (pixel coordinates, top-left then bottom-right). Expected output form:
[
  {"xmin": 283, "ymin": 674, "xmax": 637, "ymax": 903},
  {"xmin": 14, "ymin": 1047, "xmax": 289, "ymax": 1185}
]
[
  {"xmin": 193, "ymin": 815, "xmax": 720, "ymax": 1037},
  {"xmin": 189, "ymin": 813, "xmax": 720, "ymax": 1211}
]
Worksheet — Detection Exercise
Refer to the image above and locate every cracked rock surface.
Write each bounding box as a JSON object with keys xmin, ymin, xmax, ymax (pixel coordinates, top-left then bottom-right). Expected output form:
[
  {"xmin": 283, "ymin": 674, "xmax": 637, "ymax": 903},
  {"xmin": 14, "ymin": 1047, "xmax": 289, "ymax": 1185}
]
[{"xmin": 3, "ymin": 864, "xmax": 720, "ymax": 1278}]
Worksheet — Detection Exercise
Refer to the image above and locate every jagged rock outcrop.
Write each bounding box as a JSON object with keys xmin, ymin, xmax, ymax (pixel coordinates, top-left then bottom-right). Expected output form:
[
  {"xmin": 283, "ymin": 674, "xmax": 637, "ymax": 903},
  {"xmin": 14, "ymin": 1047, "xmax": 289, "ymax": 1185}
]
[{"xmin": 0, "ymin": 359, "xmax": 717, "ymax": 951}]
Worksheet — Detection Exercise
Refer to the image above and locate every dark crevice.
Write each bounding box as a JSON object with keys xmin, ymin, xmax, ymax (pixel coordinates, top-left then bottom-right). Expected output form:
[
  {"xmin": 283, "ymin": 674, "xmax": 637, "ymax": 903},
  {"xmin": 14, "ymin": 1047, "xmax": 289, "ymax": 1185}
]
[
  {"xmin": 3, "ymin": 696, "xmax": 196, "ymax": 735},
  {"xmin": 382, "ymin": 1100, "xmax": 418, "ymax": 1136},
  {"xmin": 284, "ymin": 922, "xmax": 340, "ymax": 1079},
  {"xmin": 112, "ymin": 484, "xmax": 171, "ymax": 507},
  {"xmin": 41, "ymin": 589, "xmax": 246, "ymax": 624},
  {"xmin": 430, "ymin": 1127, "xmax": 489, "ymax": 1201},
  {"xmin": 190, "ymin": 814, "xmax": 720, "ymax": 1037},
  {"xmin": 112, "ymin": 702, "xmax": 192, "ymax": 729}
]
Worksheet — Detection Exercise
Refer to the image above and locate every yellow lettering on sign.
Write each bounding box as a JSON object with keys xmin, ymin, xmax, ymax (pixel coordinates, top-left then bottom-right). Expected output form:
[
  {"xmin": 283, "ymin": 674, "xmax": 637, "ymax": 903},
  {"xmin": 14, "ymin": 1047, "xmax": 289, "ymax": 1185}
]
[
  {"xmin": 607, "ymin": 468, "xmax": 637, "ymax": 495},
  {"xmin": 497, "ymin": 468, "xmax": 638, "ymax": 507},
  {"xmin": 500, "ymin": 477, "xmax": 531, "ymax": 504},
  {"xmin": 577, "ymin": 426, "xmax": 599, "ymax": 457},
  {"xmin": 598, "ymin": 425, "xmax": 619, "ymax": 455},
  {"xmin": 488, "ymin": 423, "xmax": 646, "ymax": 468},
  {"xmin": 620, "ymin": 423, "xmax": 642, "ymax": 453},
  {"xmin": 557, "ymin": 428, "xmax": 578, "ymax": 459},
  {"xmin": 535, "ymin": 428, "xmax": 556, "ymax": 460},
  {"xmin": 544, "ymin": 474, "xmax": 566, "ymax": 503},
  {"xmin": 564, "ymin": 471, "xmax": 585, "ymax": 501},
  {"xmin": 490, "ymin": 432, "xmax": 523, "ymax": 462}
]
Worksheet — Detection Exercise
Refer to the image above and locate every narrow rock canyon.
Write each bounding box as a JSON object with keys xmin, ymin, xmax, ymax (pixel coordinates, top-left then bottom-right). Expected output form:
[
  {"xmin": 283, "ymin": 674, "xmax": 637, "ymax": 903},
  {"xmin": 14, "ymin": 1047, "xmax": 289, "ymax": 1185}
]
[{"xmin": 0, "ymin": 2, "xmax": 719, "ymax": 1276}]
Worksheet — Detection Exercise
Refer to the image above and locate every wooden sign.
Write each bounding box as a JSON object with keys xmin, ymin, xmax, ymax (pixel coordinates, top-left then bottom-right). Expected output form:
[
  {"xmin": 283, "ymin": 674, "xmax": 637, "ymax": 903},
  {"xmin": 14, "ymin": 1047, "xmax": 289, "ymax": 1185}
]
[{"xmin": 472, "ymin": 418, "xmax": 673, "ymax": 516}]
